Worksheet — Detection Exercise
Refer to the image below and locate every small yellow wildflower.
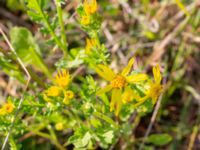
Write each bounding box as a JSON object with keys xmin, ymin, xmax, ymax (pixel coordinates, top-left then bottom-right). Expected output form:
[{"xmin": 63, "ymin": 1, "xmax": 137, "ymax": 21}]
[
  {"xmin": 3, "ymin": 102, "xmax": 15, "ymax": 113},
  {"xmin": 0, "ymin": 102, "xmax": 15, "ymax": 115},
  {"xmin": 63, "ymin": 90, "xmax": 74, "ymax": 104},
  {"xmin": 95, "ymin": 57, "xmax": 148, "ymax": 116},
  {"xmin": 55, "ymin": 70, "xmax": 70, "ymax": 88},
  {"xmin": 81, "ymin": 15, "xmax": 90, "ymax": 25},
  {"xmin": 45, "ymin": 86, "xmax": 60, "ymax": 97},
  {"xmin": 146, "ymin": 65, "xmax": 163, "ymax": 104},
  {"xmin": 133, "ymin": 65, "xmax": 163, "ymax": 107},
  {"xmin": 55, "ymin": 122, "xmax": 64, "ymax": 131},
  {"xmin": 85, "ymin": 38, "xmax": 98, "ymax": 54},
  {"xmin": 83, "ymin": 0, "xmax": 97, "ymax": 15}
]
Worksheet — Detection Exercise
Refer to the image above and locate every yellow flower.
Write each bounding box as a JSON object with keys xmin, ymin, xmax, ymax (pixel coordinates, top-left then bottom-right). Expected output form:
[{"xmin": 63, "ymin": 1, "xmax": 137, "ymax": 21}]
[
  {"xmin": 3, "ymin": 102, "xmax": 15, "ymax": 113},
  {"xmin": 146, "ymin": 65, "xmax": 163, "ymax": 104},
  {"xmin": 55, "ymin": 122, "xmax": 64, "ymax": 131},
  {"xmin": 63, "ymin": 90, "xmax": 74, "ymax": 104},
  {"xmin": 85, "ymin": 38, "xmax": 98, "ymax": 54},
  {"xmin": 133, "ymin": 65, "xmax": 163, "ymax": 108},
  {"xmin": 95, "ymin": 57, "xmax": 148, "ymax": 116},
  {"xmin": 55, "ymin": 70, "xmax": 70, "ymax": 88},
  {"xmin": 81, "ymin": 15, "xmax": 90, "ymax": 25},
  {"xmin": 45, "ymin": 86, "xmax": 60, "ymax": 97},
  {"xmin": 83, "ymin": 0, "xmax": 97, "ymax": 15},
  {"xmin": 0, "ymin": 102, "xmax": 15, "ymax": 115}
]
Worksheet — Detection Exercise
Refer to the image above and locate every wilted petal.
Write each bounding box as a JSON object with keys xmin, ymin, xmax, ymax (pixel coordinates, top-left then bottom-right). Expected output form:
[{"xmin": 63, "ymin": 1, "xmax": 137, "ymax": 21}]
[
  {"xmin": 121, "ymin": 57, "xmax": 135, "ymax": 76},
  {"xmin": 126, "ymin": 74, "xmax": 148, "ymax": 83}
]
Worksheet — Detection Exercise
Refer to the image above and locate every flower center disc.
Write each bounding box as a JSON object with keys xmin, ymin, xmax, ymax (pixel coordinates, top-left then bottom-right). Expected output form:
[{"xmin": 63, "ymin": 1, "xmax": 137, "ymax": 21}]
[{"xmin": 111, "ymin": 75, "xmax": 126, "ymax": 88}]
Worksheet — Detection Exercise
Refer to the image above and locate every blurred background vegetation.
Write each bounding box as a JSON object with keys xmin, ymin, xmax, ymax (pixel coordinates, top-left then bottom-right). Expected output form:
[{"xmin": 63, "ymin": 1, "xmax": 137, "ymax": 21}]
[{"xmin": 0, "ymin": 0, "xmax": 200, "ymax": 149}]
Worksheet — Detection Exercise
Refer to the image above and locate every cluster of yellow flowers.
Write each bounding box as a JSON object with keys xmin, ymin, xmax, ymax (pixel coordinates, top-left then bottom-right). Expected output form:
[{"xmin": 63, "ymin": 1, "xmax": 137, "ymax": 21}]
[
  {"xmin": 95, "ymin": 58, "xmax": 163, "ymax": 116},
  {"xmin": 44, "ymin": 70, "xmax": 74, "ymax": 104},
  {"xmin": 42, "ymin": 0, "xmax": 163, "ymax": 118},
  {"xmin": 0, "ymin": 102, "xmax": 15, "ymax": 116},
  {"xmin": 81, "ymin": 0, "xmax": 97, "ymax": 25}
]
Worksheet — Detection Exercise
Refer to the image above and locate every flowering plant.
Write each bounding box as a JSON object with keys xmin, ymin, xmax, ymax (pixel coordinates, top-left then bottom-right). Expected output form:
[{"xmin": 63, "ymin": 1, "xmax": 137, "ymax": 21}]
[{"xmin": 0, "ymin": 0, "xmax": 168, "ymax": 149}]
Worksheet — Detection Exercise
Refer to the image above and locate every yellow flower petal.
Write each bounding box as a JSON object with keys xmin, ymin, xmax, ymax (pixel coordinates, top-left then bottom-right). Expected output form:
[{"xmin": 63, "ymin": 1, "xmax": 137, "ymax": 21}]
[
  {"xmin": 85, "ymin": 38, "xmax": 98, "ymax": 54},
  {"xmin": 122, "ymin": 87, "xmax": 140, "ymax": 104},
  {"xmin": 95, "ymin": 64, "xmax": 116, "ymax": 81},
  {"xmin": 153, "ymin": 65, "xmax": 162, "ymax": 84},
  {"xmin": 115, "ymin": 98, "xmax": 122, "ymax": 116},
  {"xmin": 55, "ymin": 70, "xmax": 71, "ymax": 88},
  {"xmin": 96, "ymin": 84, "xmax": 112, "ymax": 95},
  {"xmin": 110, "ymin": 89, "xmax": 122, "ymax": 116},
  {"xmin": 146, "ymin": 83, "xmax": 163, "ymax": 104},
  {"xmin": 0, "ymin": 108, "xmax": 6, "ymax": 115},
  {"xmin": 126, "ymin": 74, "xmax": 148, "ymax": 83},
  {"xmin": 121, "ymin": 57, "xmax": 135, "ymax": 76}
]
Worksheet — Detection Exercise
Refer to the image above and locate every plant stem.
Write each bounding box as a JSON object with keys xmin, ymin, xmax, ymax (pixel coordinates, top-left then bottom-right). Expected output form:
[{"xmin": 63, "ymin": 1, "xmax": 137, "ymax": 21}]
[
  {"xmin": 37, "ymin": 1, "xmax": 67, "ymax": 57},
  {"xmin": 93, "ymin": 111, "xmax": 118, "ymax": 128},
  {"xmin": 55, "ymin": 0, "xmax": 68, "ymax": 51},
  {"xmin": 32, "ymin": 130, "xmax": 66, "ymax": 150}
]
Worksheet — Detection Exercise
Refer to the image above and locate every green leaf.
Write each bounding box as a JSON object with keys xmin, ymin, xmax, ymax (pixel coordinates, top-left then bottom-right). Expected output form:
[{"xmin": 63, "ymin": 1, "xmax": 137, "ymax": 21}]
[
  {"xmin": 55, "ymin": 49, "xmax": 84, "ymax": 69},
  {"xmin": 9, "ymin": 136, "xmax": 20, "ymax": 150},
  {"xmin": 147, "ymin": 133, "xmax": 172, "ymax": 146},
  {"xmin": 0, "ymin": 56, "xmax": 25, "ymax": 82},
  {"xmin": 9, "ymin": 27, "xmax": 51, "ymax": 77},
  {"xmin": 27, "ymin": 0, "xmax": 41, "ymax": 12},
  {"xmin": 102, "ymin": 131, "xmax": 114, "ymax": 144},
  {"xmin": 27, "ymin": 10, "xmax": 43, "ymax": 22},
  {"xmin": 69, "ymin": 132, "xmax": 92, "ymax": 148},
  {"xmin": 6, "ymin": 0, "xmax": 25, "ymax": 11},
  {"xmin": 10, "ymin": 27, "xmax": 40, "ymax": 55}
]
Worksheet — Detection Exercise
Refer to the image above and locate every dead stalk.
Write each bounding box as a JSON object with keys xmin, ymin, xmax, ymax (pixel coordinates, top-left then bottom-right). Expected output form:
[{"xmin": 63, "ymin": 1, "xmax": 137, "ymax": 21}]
[{"xmin": 0, "ymin": 26, "xmax": 31, "ymax": 150}]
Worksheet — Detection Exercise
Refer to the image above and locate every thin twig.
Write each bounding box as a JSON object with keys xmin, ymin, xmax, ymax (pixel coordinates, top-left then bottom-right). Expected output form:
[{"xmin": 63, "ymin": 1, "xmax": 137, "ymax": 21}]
[
  {"xmin": 0, "ymin": 26, "xmax": 31, "ymax": 150},
  {"xmin": 139, "ymin": 78, "xmax": 166, "ymax": 150}
]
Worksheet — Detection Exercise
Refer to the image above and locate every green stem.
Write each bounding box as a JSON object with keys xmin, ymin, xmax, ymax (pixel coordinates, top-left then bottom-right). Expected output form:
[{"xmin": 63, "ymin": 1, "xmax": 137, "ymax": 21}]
[
  {"xmin": 55, "ymin": 0, "xmax": 68, "ymax": 51},
  {"xmin": 47, "ymin": 125, "xmax": 58, "ymax": 141},
  {"xmin": 131, "ymin": 96, "xmax": 148, "ymax": 109},
  {"xmin": 32, "ymin": 130, "xmax": 66, "ymax": 150},
  {"xmin": 28, "ymin": 123, "xmax": 66, "ymax": 150},
  {"xmin": 93, "ymin": 111, "xmax": 118, "ymax": 128},
  {"xmin": 36, "ymin": 1, "xmax": 67, "ymax": 57}
]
